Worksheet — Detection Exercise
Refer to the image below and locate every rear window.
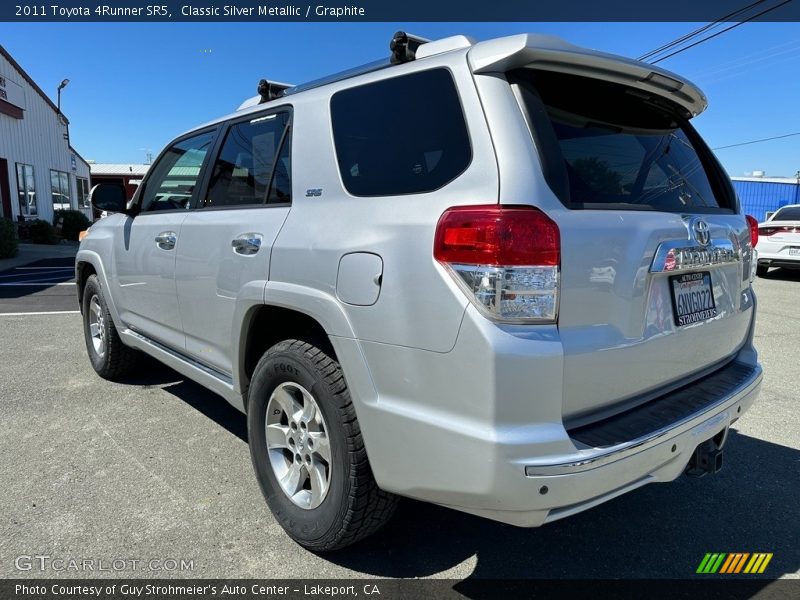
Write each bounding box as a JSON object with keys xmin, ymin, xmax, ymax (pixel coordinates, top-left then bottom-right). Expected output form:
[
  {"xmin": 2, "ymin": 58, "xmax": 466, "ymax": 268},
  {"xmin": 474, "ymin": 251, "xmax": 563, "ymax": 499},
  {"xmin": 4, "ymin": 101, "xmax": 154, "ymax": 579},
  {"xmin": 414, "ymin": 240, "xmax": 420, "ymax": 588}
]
[
  {"xmin": 772, "ymin": 206, "xmax": 800, "ymax": 221},
  {"xmin": 513, "ymin": 69, "xmax": 733, "ymax": 212},
  {"xmin": 331, "ymin": 68, "xmax": 471, "ymax": 197}
]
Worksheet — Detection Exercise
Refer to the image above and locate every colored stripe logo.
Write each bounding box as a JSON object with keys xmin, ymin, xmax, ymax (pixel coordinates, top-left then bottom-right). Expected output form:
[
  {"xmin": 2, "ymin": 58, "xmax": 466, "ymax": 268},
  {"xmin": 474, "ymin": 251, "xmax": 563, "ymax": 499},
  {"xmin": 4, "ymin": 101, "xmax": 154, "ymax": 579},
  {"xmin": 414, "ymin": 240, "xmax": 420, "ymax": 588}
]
[{"xmin": 697, "ymin": 553, "xmax": 773, "ymax": 574}]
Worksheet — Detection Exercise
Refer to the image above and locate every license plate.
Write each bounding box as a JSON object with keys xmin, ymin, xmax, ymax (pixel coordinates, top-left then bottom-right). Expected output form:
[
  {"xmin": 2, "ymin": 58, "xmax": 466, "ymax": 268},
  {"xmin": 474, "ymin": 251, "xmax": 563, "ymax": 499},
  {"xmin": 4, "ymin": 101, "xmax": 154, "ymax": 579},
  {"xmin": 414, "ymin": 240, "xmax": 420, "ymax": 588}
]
[
  {"xmin": 789, "ymin": 247, "xmax": 800, "ymax": 256},
  {"xmin": 669, "ymin": 271, "xmax": 717, "ymax": 327}
]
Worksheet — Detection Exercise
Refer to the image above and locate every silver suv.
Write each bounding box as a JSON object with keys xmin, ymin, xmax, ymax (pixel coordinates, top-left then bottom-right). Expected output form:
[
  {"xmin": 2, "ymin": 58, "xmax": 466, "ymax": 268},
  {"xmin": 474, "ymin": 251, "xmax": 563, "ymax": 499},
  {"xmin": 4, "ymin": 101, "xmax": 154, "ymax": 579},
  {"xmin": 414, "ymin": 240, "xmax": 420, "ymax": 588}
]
[{"xmin": 77, "ymin": 32, "xmax": 763, "ymax": 551}]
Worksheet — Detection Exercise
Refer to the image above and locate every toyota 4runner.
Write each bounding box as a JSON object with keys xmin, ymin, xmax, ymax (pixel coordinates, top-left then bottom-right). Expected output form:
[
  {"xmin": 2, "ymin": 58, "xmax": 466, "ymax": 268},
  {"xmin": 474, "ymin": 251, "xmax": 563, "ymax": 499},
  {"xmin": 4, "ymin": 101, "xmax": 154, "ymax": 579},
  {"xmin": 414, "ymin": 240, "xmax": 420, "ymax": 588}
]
[{"xmin": 77, "ymin": 32, "xmax": 763, "ymax": 551}]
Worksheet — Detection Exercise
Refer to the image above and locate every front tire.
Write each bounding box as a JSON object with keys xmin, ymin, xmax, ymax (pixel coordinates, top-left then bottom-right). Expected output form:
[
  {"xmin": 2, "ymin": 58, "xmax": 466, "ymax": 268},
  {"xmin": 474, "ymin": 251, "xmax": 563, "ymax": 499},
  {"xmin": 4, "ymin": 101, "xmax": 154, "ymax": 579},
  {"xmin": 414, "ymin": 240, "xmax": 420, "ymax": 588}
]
[
  {"xmin": 247, "ymin": 339, "xmax": 398, "ymax": 551},
  {"xmin": 82, "ymin": 275, "xmax": 137, "ymax": 379}
]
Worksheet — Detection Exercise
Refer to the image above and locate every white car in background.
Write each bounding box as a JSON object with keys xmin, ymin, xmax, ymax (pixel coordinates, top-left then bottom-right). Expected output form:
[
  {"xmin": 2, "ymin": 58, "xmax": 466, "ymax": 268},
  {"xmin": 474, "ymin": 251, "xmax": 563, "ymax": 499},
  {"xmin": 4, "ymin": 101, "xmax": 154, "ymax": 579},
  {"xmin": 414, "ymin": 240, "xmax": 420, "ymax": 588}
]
[{"xmin": 756, "ymin": 204, "xmax": 800, "ymax": 276}]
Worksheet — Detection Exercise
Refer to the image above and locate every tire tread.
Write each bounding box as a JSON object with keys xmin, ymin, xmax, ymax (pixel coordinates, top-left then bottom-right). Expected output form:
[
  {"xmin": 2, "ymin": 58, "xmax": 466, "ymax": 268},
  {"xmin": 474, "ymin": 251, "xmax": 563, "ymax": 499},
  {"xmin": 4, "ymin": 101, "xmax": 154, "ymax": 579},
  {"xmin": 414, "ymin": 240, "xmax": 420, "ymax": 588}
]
[
  {"xmin": 83, "ymin": 275, "xmax": 137, "ymax": 379},
  {"xmin": 262, "ymin": 339, "xmax": 398, "ymax": 551}
]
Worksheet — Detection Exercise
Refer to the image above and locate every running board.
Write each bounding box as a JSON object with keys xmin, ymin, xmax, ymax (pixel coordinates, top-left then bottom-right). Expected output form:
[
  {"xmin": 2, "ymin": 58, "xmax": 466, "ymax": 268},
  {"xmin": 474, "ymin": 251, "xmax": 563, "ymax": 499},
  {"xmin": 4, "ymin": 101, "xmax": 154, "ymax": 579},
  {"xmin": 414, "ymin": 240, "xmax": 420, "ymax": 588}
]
[{"xmin": 120, "ymin": 329, "xmax": 245, "ymax": 412}]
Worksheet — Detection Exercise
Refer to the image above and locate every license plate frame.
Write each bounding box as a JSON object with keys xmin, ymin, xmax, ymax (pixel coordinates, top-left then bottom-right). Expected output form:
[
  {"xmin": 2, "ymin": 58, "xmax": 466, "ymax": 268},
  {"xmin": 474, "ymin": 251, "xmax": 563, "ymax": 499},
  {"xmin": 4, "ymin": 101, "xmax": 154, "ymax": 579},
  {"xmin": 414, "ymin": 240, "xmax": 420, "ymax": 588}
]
[
  {"xmin": 788, "ymin": 247, "xmax": 800, "ymax": 257},
  {"xmin": 669, "ymin": 271, "xmax": 717, "ymax": 327}
]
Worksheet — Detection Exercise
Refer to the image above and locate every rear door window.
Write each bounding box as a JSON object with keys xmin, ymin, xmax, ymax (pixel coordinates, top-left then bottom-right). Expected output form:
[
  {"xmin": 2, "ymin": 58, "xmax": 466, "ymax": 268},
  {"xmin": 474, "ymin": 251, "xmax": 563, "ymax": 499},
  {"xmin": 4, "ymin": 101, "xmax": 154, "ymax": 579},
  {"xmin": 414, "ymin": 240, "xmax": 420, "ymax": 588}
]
[
  {"xmin": 513, "ymin": 69, "xmax": 733, "ymax": 212},
  {"xmin": 331, "ymin": 68, "xmax": 471, "ymax": 197}
]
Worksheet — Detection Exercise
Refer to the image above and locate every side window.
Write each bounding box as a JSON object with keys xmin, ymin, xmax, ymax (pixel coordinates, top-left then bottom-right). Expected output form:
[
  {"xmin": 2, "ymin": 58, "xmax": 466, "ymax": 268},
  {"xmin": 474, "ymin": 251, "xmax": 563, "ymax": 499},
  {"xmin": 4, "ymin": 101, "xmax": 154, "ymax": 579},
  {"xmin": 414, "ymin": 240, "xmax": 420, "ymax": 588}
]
[
  {"xmin": 50, "ymin": 170, "xmax": 71, "ymax": 211},
  {"xmin": 204, "ymin": 112, "xmax": 291, "ymax": 209},
  {"xmin": 77, "ymin": 177, "xmax": 90, "ymax": 209},
  {"xmin": 330, "ymin": 68, "xmax": 472, "ymax": 197},
  {"xmin": 139, "ymin": 131, "xmax": 215, "ymax": 212},
  {"xmin": 15, "ymin": 163, "xmax": 37, "ymax": 217}
]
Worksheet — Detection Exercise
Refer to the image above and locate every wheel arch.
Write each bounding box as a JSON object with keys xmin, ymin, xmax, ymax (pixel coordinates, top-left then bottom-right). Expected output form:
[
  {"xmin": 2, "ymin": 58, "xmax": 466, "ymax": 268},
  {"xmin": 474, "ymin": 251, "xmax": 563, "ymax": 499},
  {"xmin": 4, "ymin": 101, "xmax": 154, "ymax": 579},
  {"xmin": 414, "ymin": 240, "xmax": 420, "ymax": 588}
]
[
  {"xmin": 234, "ymin": 282, "xmax": 361, "ymax": 409},
  {"xmin": 75, "ymin": 250, "xmax": 120, "ymax": 324}
]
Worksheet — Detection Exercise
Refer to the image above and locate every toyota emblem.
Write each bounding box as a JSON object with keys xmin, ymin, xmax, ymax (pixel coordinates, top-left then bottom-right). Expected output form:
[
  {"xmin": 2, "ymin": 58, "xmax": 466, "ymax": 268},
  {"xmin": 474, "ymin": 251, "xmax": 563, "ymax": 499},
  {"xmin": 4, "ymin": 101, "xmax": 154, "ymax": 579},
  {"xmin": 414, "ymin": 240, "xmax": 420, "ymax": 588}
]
[{"xmin": 692, "ymin": 218, "xmax": 711, "ymax": 247}]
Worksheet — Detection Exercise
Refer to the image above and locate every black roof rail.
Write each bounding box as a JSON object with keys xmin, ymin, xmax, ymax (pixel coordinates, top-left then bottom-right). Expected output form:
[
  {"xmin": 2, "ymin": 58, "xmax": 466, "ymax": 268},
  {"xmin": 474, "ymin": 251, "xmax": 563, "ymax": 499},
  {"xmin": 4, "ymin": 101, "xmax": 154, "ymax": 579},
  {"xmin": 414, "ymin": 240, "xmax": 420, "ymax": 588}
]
[
  {"xmin": 282, "ymin": 58, "xmax": 392, "ymax": 97},
  {"xmin": 254, "ymin": 31, "xmax": 430, "ymax": 104}
]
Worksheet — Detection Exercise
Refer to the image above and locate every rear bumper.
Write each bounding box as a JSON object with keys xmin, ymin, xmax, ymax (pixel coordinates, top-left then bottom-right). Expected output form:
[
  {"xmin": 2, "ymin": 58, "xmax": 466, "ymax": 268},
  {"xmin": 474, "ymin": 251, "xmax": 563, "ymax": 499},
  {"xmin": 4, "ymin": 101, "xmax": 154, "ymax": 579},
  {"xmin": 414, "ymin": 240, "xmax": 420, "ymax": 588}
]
[
  {"xmin": 758, "ymin": 256, "xmax": 800, "ymax": 269},
  {"xmin": 436, "ymin": 362, "xmax": 761, "ymax": 527},
  {"xmin": 757, "ymin": 244, "xmax": 800, "ymax": 268},
  {"xmin": 336, "ymin": 301, "xmax": 761, "ymax": 527}
]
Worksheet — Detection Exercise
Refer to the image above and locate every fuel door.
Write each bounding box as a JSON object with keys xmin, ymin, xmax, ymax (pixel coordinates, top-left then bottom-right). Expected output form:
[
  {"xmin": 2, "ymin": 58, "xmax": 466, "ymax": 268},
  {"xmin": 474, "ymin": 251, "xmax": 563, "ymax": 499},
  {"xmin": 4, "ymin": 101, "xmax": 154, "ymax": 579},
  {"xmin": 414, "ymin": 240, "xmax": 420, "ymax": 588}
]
[{"xmin": 336, "ymin": 252, "xmax": 383, "ymax": 306}]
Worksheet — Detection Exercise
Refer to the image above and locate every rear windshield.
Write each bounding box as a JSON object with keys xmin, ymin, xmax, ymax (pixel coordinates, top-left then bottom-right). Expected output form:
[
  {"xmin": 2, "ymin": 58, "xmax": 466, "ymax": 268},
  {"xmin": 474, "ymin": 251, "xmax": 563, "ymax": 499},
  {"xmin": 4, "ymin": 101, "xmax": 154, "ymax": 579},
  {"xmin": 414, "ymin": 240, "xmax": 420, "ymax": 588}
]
[
  {"xmin": 512, "ymin": 69, "xmax": 734, "ymax": 212},
  {"xmin": 772, "ymin": 206, "xmax": 800, "ymax": 221}
]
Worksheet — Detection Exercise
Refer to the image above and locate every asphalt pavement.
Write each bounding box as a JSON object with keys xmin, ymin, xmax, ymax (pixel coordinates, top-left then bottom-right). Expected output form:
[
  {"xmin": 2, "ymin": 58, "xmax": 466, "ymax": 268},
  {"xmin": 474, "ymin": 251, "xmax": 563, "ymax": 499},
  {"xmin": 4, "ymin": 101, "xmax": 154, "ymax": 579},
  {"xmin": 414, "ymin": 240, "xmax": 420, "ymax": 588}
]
[
  {"xmin": 0, "ymin": 261, "xmax": 797, "ymax": 581},
  {"xmin": 0, "ymin": 258, "xmax": 77, "ymax": 314}
]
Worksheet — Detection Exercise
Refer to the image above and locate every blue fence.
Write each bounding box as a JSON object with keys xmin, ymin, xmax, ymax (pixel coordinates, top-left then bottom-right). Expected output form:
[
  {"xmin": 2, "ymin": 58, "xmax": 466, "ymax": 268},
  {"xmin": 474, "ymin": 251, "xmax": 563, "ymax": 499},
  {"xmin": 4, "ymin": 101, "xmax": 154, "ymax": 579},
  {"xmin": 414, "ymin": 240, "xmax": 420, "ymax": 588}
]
[{"xmin": 733, "ymin": 180, "xmax": 800, "ymax": 222}]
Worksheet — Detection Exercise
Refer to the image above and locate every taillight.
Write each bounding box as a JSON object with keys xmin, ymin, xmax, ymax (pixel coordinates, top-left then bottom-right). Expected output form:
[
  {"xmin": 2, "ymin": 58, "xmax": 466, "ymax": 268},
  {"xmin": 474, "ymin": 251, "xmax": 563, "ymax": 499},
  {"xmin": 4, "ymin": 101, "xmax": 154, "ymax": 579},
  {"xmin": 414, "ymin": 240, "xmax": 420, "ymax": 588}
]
[
  {"xmin": 745, "ymin": 215, "xmax": 759, "ymax": 247},
  {"xmin": 760, "ymin": 226, "xmax": 797, "ymax": 236},
  {"xmin": 434, "ymin": 205, "xmax": 560, "ymax": 323}
]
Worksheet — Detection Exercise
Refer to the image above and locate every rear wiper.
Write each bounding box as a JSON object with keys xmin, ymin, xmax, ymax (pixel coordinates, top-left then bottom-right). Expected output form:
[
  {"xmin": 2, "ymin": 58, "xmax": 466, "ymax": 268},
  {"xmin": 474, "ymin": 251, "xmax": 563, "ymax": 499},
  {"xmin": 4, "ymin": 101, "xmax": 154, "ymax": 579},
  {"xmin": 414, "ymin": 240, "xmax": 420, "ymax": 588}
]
[{"xmin": 665, "ymin": 163, "xmax": 711, "ymax": 207}]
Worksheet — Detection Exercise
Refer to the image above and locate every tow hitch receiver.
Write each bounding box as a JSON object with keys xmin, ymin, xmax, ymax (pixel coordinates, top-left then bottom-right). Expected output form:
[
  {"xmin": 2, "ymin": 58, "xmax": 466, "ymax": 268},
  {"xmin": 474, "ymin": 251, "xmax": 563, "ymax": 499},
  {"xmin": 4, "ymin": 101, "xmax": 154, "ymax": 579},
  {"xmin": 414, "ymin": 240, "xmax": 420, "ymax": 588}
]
[{"xmin": 685, "ymin": 429, "xmax": 727, "ymax": 478}]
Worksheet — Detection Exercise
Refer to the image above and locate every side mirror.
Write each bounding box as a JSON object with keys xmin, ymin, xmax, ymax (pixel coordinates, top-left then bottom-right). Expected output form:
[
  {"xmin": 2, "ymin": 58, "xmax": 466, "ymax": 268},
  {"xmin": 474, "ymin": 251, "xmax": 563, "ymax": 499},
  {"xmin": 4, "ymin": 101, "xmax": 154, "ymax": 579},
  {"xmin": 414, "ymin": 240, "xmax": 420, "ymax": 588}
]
[{"xmin": 90, "ymin": 183, "xmax": 128, "ymax": 214}]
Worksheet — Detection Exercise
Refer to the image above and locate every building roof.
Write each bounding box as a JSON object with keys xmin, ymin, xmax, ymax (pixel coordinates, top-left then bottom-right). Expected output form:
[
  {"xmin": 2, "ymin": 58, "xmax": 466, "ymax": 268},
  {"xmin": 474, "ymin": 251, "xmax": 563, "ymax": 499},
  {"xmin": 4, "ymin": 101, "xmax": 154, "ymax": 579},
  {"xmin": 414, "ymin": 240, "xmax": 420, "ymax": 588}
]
[
  {"xmin": 0, "ymin": 44, "xmax": 69, "ymax": 124},
  {"xmin": 731, "ymin": 176, "xmax": 800, "ymax": 184},
  {"xmin": 90, "ymin": 163, "xmax": 150, "ymax": 176}
]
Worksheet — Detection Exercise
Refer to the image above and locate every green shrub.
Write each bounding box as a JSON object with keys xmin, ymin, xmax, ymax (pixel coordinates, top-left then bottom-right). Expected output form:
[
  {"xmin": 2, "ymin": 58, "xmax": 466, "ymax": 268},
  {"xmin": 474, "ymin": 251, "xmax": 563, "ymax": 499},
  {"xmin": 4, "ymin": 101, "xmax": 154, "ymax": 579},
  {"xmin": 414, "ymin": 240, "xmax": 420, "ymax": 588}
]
[
  {"xmin": 54, "ymin": 209, "xmax": 91, "ymax": 241},
  {"xmin": 27, "ymin": 219, "xmax": 59, "ymax": 245},
  {"xmin": 0, "ymin": 218, "xmax": 18, "ymax": 258}
]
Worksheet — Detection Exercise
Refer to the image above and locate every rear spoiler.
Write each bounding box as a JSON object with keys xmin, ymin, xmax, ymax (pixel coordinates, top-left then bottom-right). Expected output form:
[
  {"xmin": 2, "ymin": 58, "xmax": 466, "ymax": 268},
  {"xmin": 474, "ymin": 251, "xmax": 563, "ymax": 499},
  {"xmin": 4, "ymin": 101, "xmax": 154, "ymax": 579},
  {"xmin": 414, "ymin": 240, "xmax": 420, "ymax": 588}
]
[{"xmin": 468, "ymin": 34, "xmax": 708, "ymax": 118}]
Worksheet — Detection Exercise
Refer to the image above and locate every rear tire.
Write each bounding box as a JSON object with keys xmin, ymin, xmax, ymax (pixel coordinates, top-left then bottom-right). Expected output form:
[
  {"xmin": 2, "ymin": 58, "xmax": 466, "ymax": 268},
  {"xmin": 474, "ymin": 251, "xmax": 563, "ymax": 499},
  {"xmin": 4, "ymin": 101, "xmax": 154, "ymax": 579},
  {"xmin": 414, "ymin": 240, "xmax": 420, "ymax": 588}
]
[
  {"xmin": 756, "ymin": 264, "xmax": 769, "ymax": 277},
  {"xmin": 247, "ymin": 339, "xmax": 398, "ymax": 551},
  {"xmin": 82, "ymin": 275, "xmax": 137, "ymax": 379}
]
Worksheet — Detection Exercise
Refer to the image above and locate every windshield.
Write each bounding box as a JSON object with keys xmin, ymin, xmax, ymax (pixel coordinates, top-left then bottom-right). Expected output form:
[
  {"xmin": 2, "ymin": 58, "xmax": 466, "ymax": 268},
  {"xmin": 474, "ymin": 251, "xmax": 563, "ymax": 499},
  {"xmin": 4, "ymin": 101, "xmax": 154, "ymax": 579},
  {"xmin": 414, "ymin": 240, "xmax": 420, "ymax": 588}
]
[{"xmin": 513, "ymin": 69, "xmax": 733, "ymax": 212}]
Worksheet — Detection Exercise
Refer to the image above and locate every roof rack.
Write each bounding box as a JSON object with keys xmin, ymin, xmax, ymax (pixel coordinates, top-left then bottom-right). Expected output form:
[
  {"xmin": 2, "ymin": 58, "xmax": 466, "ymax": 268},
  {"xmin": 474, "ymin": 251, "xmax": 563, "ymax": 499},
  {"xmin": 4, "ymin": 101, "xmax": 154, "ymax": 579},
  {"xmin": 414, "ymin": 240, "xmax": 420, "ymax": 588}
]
[
  {"xmin": 238, "ymin": 31, "xmax": 432, "ymax": 110},
  {"xmin": 257, "ymin": 79, "xmax": 293, "ymax": 104},
  {"xmin": 390, "ymin": 31, "xmax": 430, "ymax": 64}
]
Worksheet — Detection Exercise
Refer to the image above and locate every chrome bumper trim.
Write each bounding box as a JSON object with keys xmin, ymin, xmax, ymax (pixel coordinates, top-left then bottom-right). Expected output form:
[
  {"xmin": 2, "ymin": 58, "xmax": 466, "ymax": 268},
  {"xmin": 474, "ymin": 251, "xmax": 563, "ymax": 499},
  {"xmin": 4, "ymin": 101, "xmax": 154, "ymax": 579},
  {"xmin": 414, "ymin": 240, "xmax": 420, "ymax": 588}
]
[{"xmin": 524, "ymin": 363, "xmax": 762, "ymax": 476}]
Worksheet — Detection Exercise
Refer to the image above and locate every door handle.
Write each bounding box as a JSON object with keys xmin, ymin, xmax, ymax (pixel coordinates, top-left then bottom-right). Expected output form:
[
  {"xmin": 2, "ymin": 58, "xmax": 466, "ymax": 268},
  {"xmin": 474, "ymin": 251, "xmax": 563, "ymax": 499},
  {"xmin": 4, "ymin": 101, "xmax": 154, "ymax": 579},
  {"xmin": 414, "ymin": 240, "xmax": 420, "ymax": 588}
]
[
  {"xmin": 155, "ymin": 231, "xmax": 177, "ymax": 250},
  {"xmin": 232, "ymin": 233, "xmax": 263, "ymax": 256}
]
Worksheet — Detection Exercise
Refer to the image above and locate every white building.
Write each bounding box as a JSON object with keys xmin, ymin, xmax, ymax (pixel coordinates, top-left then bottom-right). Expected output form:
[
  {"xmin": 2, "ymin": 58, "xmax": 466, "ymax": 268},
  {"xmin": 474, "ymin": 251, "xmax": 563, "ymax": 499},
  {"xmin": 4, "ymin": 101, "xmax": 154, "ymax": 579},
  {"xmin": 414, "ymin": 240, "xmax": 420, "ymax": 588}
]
[{"xmin": 0, "ymin": 45, "xmax": 91, "ymax": 223}]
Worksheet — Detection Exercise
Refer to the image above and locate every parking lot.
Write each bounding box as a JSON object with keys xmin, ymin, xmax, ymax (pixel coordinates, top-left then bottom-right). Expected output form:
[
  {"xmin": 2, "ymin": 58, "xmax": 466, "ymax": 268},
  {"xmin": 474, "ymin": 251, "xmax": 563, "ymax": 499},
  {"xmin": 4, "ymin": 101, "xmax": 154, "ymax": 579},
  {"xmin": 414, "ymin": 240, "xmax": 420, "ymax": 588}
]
[{"xmin": 0, "ymin": 258, "xmax": 798, "ymax": 581}]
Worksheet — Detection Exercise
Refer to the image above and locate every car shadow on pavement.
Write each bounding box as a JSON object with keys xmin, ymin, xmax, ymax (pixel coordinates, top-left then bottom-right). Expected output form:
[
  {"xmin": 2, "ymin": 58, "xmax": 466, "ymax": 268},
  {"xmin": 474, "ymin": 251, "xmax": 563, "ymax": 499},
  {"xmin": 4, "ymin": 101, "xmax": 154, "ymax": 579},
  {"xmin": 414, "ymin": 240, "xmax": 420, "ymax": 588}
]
[
  {"xmin": 116, "ymin": 363, "xmax": 799, "ymax": 581},
  {"xmin": 326, "ymin": 429, "xmax": 799, "ymax": 581},
  {"xmin": 116, "ymin": 356, "xmax": 248, "ymax": 443}
]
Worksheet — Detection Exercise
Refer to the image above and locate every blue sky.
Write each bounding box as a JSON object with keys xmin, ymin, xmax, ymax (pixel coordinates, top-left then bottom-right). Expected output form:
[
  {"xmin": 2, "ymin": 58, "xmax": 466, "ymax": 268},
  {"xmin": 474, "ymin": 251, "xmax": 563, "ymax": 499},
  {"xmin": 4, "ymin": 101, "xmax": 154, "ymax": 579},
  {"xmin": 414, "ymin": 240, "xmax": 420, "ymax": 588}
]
[{"xmin": 3, "ymin": 22, "xmax": 799, "ymax": 177}]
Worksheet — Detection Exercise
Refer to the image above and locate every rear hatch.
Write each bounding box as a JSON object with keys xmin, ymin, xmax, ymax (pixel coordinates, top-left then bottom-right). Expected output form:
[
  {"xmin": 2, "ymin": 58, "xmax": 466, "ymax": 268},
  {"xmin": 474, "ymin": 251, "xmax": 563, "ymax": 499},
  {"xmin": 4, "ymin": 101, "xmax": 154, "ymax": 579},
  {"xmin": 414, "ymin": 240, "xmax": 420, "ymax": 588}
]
[
  {"xmin": 759, "ymin": 206, "xmax": 800, "ymax": 260},
  {"xmin": 474, "ymin": 38, "xmax": 755, "ymax": 424}
]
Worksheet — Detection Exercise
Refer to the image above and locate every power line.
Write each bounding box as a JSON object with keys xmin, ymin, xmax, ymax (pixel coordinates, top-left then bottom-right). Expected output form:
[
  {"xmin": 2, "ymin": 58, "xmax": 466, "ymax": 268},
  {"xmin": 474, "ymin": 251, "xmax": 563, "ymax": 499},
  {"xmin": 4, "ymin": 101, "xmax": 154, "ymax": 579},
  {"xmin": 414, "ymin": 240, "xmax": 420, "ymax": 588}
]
[
  {"xmin": 713, "ymin": 131, "xmax": 800, "ymax": 150},
  {"xmin": 637, "ymin": 0, "xmax": 768, "ymax": 62},
  {"xmin": 685, "ymin": 38, "xmax": 800, "ymax": 80},
  {"xmin": 649, "ymin": 0, "xmax": 794, "ymax": 64}
]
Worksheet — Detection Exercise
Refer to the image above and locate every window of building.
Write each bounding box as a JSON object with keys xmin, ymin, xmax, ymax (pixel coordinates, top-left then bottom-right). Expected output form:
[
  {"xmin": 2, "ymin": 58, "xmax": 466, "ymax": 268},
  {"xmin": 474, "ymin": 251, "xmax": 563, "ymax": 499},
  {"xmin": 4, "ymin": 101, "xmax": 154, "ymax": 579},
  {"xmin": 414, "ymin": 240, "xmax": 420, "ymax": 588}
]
[
  {"xmin": 139, "ymin": 131, "xmax": 215, "ymax": 212},
  {"xmin": 15, "ymin": 163, "xmax": 37, "ymax": 217},
  {"xmin": 76, "ymin": 177, "xmax": 90, "ymax": 209},
  {"xmin": 204, "ymin": 112, "xmax": 292, "ymax": 208},
  {"xmin": 330, "ymin": 69, "xmax": 472, "ymax": 197},
  {"xmin": 50, "ymin": 170, "xmax": 71, "ymax": 211}
]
